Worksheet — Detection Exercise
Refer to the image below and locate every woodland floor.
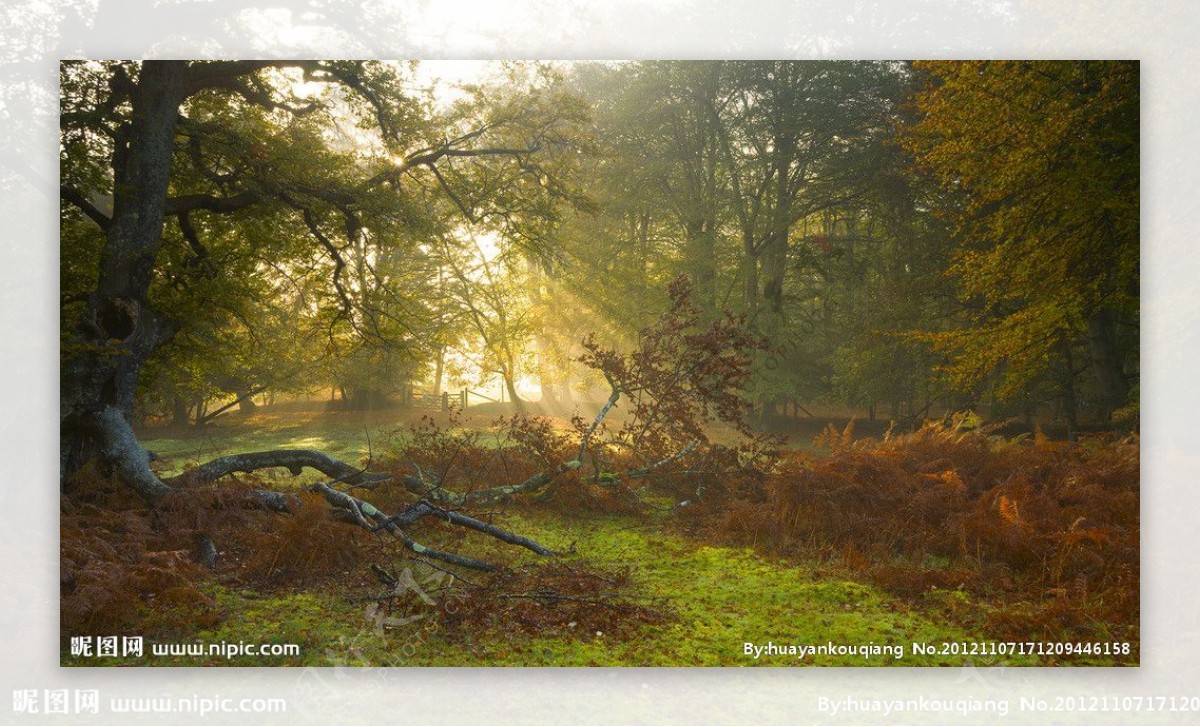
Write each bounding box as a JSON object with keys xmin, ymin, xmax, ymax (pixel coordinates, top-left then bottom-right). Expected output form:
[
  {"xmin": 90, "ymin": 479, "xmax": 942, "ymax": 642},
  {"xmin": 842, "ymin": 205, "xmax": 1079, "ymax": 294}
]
[{"xmin": 62, "ymin": 406, "xmax": 1138, "ymax": 667}]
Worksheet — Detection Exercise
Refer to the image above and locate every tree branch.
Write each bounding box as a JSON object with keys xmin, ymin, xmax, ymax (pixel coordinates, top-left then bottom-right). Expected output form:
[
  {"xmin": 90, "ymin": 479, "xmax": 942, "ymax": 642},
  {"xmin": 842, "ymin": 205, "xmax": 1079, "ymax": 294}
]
[
  {"xmin": 429, "ymin": 164, "xmax": 477, "ymax": 223},
  {"xmin": 385, "ymin": 501, "xmax": 555, "ymax": 556},
  {"xmin": 401, "ymin": 460, "xmax": 581, "ymax": 508},
  {"xmin": 578, "ymin": 379, "xmax": 621, "ymax": 464},
  {"xmin": 60, "ymin": 185, "xmax": 112, "ymax": 230},
  {"xmin": 180, "ymin": 61, "xmax": 296, "ymax": 97},
  {"xmin": 369, "ymin": 141, "xmax": 544, "ymax": 188},
  {"xmin": 165, "ymin": 449, "xmax": 391, "ymax": 488},
  {"xmin": 627, "ymin": 440, "xmax": 700, "ymax": 478},
  {"xmin": 175, "ymin": 211, "xmax": 218, "ymax": 277},
  {"xmin": 297, "ymin": 206, "xmax": 354, "ymax": 322},
  {"xmin": 311, "ymin": 483, "xmax": 540, "ymax": 572},
  {"xmin": 164, "ymin": 191, "xmax": 260, "ymax": 216},
  {"xmin": 229, "ymin": 75, "xmax": 321, "ymax": 116}
]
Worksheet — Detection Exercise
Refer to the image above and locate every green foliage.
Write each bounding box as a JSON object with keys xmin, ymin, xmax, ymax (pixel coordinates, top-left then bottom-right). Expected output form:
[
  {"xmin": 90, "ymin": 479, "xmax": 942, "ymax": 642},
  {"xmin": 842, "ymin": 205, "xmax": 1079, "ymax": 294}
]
[
  {"xmin": 903, "ymin": 61, "xmax": 1139, "ymax": 407},
  {"xmin": 61, "ymin": 60, "xmax": 593, "ymax": 423},
  {"xmin": 65, "ymin": 59, "xmax": 1141, "ymax": 450}
]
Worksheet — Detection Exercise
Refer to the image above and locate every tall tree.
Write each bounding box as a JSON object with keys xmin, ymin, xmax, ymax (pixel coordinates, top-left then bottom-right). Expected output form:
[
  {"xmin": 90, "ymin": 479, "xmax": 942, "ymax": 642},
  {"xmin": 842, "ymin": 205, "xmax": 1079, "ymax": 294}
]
[
  {"xmin": 555, "ymin": 62, "xmax": 731, "ymax": 325},
  {"xmin": 437, "ymin": 232, "xmax": 536, "ymax": 407},
  {"xmin": 700, "ymin": 62, "xmax": 906, "ymax": 416},
  {"xmin": 554, "ymin": 61, "xmax": 912, "ymax": 416},
  {"xmin": 60, "ymin": 60, "xmax": 587, "ymax": 496},
  {"xmin": 902, "ymin": 60, "xmax": 1139, "ymax": 425}
]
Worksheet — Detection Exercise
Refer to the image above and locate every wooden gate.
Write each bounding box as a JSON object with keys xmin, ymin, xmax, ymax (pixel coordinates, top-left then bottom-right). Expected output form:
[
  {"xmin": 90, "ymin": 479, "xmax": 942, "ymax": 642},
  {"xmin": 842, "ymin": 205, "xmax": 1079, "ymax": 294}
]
[{"xmin": 405, "ymin": 386, "xmax": 469, "ymax": 411}]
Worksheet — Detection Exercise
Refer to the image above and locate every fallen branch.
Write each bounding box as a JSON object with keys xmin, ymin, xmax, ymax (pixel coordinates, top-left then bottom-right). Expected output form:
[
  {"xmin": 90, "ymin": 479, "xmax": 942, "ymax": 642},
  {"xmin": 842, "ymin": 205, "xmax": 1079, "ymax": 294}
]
[
  {"xmin": 385, "ymin": 501, "xmax": 555, "ymax": 556},
  {"xmin": 578, "ymin": 380, "xmax": 621, "ymax": 464},
  {"xmin": 166, "ymin": 449, "xmax": 391, "ymax": 488},
  {"xmin": 88, "ymin": 406, "xmax": 548, "ymax": 573},
  {"xmin": 308, "ymin": 482, "xmax": 554, "ymax": 571},
  {"xmin": 627, "ymin": 440, "xmax": 700, "ymax": 478},
  {"xmin": 402, "ymin": 459, "xmax": 584, "ymax": 507}
]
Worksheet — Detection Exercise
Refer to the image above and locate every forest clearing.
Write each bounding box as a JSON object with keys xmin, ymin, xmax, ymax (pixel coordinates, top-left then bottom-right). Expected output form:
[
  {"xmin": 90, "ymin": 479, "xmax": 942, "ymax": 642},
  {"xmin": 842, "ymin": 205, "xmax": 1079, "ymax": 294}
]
[{"xmin": 60, "ymin": 60, "xmax": 1138, "ymax": 667}]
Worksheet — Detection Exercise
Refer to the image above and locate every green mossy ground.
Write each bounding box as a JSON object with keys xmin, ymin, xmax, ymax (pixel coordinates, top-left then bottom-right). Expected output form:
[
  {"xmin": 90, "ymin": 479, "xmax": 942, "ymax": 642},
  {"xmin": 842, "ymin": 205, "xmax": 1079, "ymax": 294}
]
[{"xmin": 82, "ymin": 507, "xmax": 1048, "ymax": 667}]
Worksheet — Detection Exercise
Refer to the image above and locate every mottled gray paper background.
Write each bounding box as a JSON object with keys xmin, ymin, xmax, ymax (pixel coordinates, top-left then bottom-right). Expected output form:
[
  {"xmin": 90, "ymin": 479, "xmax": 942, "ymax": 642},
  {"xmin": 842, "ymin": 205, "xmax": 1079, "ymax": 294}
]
[{"xmin": 2, "ymin": 1, "xmax": 1196, "ymax": 723}]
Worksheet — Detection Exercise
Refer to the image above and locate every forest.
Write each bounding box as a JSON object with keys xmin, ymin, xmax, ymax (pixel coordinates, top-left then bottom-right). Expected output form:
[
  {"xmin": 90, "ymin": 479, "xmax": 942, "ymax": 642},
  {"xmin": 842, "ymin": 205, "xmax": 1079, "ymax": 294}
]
[{"xmin": 59, "ymin": 60, "xmax": 1139, "ymax": 666}]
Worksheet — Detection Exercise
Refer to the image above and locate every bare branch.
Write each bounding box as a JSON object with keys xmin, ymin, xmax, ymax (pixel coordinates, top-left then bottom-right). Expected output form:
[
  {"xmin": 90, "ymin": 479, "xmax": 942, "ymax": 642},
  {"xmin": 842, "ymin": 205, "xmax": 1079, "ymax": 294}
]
[
  {"xmin": 385, "ymin": 501, "xmax": 556, "ymax": 556},
  {"xmin": 401, "ymin": 460, "xmax": 580, "ymax": 508},
  {"xmin": 310, "ymin": 483, "xmax": 502, "ymax": 572},
  {"xmin": 627, "ymin": 440, "xmax": 700, "ymax": 478},
  {"xmin": 429, "ymin": 164, "xmax": 477, "ymax": 223},
  {"xmin": 164, "ymin": 449, "xmax": 390, "ymax": 489},
  {"xmin": 164, "ymin": 191, "xmax": 260, "ymax": 216},
  {"xmin": 578, "ymin": 382, "xmax": 621, "ymax": 463}
]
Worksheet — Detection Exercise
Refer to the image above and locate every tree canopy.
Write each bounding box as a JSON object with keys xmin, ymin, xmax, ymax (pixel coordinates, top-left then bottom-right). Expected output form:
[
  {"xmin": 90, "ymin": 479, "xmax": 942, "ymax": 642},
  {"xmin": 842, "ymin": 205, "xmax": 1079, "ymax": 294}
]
[
  {"xmin": 60, "ymin": 59, "xmax": 1139, "ymax": 495},
  {"xmin": 902, "ymin": 60, "xmax": 1138, "ymax": 423}
]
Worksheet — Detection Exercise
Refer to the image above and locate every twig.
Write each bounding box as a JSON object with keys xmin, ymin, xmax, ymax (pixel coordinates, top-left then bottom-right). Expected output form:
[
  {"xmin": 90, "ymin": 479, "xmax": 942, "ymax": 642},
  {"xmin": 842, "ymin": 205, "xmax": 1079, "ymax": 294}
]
[
  {"xmin": 627, "ymin": 440, "xmax": 700, "ymax": 478},
  {"xmin": 371, "ymin": 563, "xmax": 398, "ymax": 587}
]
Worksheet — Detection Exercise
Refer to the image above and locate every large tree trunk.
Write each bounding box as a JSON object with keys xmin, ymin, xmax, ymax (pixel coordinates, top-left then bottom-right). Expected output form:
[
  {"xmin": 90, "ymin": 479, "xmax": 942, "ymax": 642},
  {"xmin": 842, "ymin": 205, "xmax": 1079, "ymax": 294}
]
[
  {"xmin": 1087, "ymin": 308, "xmax": 1130, "ymax": 422},
  {"xmin": 760, "ymin": 228, "xmax": 787, "ymax": 317},
  {"xmin": 755, "ymin": 168, "xmax": 793, "ymax": 422},
  {"xmin": 61, "ymin": 62, "xmax": 188, "ymax": 485},
  {"xmin": 171, "ymin": 391, "xmax": 192, "ymax": 430},
  {"xmin": 503, "ymin": 371, "xmax": 524, "ymax": 411}
]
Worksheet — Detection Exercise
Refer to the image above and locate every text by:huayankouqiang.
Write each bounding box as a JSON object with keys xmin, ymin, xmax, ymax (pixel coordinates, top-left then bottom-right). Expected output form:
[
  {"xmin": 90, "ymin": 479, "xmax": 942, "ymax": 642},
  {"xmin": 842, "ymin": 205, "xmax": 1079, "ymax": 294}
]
[
  {"xmin": 743, "ymin": 639, "xmax": 1134, "ymax": 662},
  {"xmin": 744, "ymin": 640, "xmax": 902, "ymax": 661}
]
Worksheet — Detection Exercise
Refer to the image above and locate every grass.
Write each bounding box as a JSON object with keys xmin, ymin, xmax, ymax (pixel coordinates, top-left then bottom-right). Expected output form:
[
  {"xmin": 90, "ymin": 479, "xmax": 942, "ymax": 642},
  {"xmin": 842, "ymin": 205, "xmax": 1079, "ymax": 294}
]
[
  {"xmin": 74, "ymin": 513, "xmax": 1037, "ymax": 666},
  {"xmin": 394, "ymin": 511, "xmax": 1002, "ymax": 666},
  {"xmin": 84, "ymin": 408, "xmax": 1131, "ymax": 667},
  {"xmin": 89, "ymin": 513, "xmax": 998, "ymax": 667}
]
